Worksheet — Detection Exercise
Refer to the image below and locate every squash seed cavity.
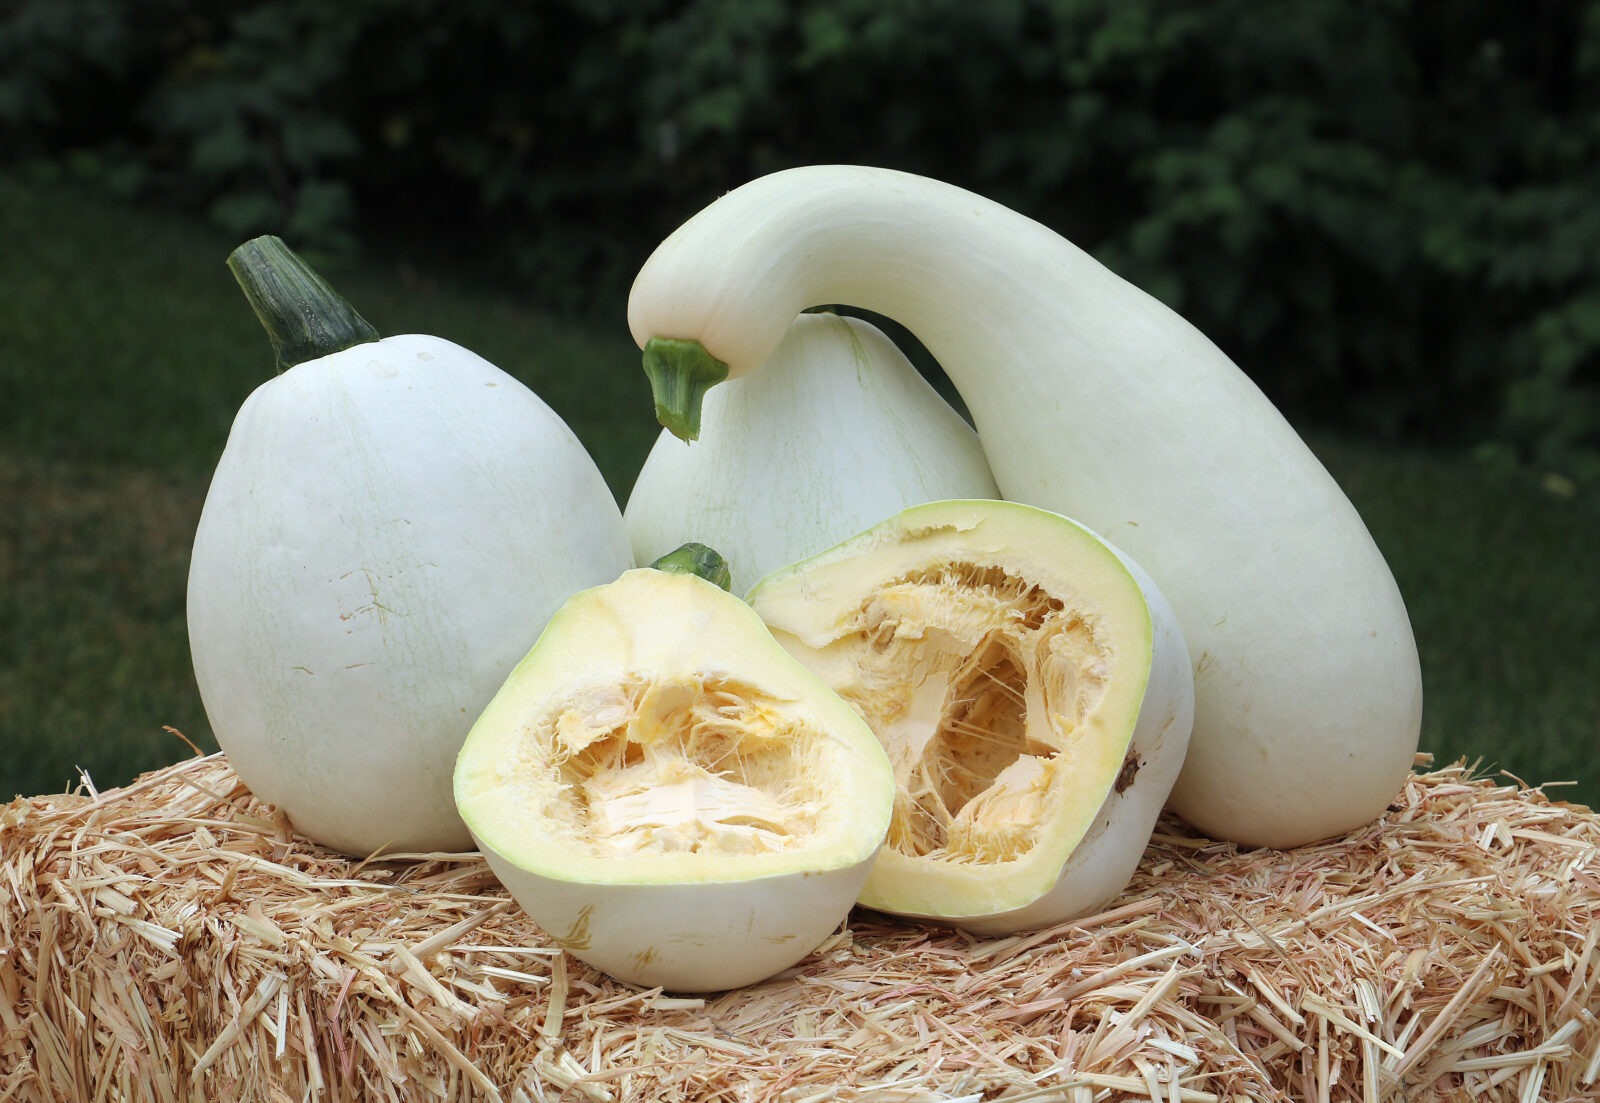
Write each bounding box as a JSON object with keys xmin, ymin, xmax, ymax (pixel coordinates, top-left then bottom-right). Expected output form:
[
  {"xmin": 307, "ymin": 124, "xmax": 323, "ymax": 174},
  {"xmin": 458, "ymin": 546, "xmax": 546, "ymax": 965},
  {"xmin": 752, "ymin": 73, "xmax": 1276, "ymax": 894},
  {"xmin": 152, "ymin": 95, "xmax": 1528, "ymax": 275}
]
[
  {"xmin": 830, "ymin": 563, "xmax": 1110, "ymax": 865},
  {"xmin": 529, "ymin": 676, "xmax": 826, "ymax": 858}
]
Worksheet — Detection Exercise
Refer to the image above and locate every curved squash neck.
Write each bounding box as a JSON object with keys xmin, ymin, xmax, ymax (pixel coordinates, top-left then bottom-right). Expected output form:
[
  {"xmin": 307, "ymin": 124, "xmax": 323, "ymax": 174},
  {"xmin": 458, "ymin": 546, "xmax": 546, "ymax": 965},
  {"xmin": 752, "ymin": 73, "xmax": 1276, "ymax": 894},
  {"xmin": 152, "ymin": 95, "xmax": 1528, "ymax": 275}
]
[{"xmin": 628, "ymin": 166, "xmax": 1193, "ymax": 442}]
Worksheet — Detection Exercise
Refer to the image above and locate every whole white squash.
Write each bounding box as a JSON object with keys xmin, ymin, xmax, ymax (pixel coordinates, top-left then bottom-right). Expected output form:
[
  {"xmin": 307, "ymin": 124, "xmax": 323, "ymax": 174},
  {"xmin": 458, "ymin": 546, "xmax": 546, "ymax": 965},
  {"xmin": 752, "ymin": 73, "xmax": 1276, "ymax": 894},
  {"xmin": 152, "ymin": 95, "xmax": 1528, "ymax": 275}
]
[
  {"xmin": 188, "ymin": 236, "xmax": 634, "ymax": 857},
  {"xmin": 625, "ymin": 311, "xmax": 998, "ymax": 595},
  {"xmin": 628, "ymin": 165, "xmax": 1423, "ymax": 849}
]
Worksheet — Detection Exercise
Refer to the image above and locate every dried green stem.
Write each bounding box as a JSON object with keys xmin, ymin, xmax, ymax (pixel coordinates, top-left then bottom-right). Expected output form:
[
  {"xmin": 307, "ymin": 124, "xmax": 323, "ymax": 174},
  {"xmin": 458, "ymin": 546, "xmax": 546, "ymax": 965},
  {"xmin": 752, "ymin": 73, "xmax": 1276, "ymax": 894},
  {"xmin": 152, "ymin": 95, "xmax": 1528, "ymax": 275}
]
[{"xmin": 227, "ymin": 236, "xmax": 380, "ymax": 373}]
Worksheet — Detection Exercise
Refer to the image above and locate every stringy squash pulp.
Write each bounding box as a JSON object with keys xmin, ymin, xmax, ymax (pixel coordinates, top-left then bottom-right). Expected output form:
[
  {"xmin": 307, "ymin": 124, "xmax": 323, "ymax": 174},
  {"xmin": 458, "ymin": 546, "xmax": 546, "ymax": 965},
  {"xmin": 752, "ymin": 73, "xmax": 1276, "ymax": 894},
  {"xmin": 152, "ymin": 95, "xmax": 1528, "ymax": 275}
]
[
  {"xmin": 843, "ymin": 562, "xmax": 1115, "ymax": 865},
  {"xmin": 748, "ymin": 500, "xmax": 1193, "ymax": 934},
  {"xmin": 492, "ymin": 672, "xmax": 844, "ymax": 868}
]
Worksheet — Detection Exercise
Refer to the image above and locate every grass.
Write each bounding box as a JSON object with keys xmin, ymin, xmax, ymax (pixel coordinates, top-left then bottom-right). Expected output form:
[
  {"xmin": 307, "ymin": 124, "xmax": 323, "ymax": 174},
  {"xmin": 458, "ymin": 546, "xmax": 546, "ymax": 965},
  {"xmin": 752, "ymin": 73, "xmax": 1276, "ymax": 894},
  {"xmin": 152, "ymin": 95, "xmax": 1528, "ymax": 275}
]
[
  {"xmin": 1311, "ymin": 438, "xmax": 1598, "ymax": 804},
  {"xmin": 3, "ymin": 178, "xmax": 1596, "ymax": 810}
]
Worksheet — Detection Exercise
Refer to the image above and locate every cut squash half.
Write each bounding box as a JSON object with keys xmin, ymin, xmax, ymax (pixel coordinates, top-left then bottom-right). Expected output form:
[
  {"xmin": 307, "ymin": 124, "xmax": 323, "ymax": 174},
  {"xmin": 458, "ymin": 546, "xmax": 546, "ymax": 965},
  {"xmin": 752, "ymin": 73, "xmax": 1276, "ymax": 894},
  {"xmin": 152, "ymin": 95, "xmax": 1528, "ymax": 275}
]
[
  {"xmin": 454, "ymin": 553, "xmax": 894, "ymax": 991},
  {"xmin": 747, "ymin": 500, "xmax": 1194, "ymax": 935}
]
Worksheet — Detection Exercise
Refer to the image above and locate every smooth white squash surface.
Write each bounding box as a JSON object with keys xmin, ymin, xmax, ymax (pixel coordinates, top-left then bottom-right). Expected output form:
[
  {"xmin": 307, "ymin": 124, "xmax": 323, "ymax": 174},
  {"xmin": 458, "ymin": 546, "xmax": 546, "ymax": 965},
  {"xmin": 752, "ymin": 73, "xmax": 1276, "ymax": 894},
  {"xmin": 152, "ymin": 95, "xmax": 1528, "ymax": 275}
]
[
  {"xmin": 454, "ymin": 566, "xmax": 894, "ymax": 992},
  {"xmin": 189, "ymin": 333, "xmax": 633, "ymax": 856},
  {"xmin": 625, "ymin": 311, "xmax": 998, "ymax": 595},
  {"xmin": 748, "ymin": 500, "xmax": 1193, "ymax": 934},
  {"xmin": 629, "ymin": 165, "xmax": 1423, "ymax": 849}
]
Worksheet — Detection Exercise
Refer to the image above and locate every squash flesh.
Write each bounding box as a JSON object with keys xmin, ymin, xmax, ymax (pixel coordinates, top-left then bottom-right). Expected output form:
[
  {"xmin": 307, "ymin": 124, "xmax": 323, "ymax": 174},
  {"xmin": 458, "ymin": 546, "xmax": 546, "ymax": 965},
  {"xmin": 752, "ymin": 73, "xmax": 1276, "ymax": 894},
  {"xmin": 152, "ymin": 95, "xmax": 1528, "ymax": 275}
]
[
  {"xmin": 830, "ymin": 564, "xmax": 1110, "ymax": 868},
  {"xmin": 501, "ymin": 673, "xmax": 829, "ymax": 860}
]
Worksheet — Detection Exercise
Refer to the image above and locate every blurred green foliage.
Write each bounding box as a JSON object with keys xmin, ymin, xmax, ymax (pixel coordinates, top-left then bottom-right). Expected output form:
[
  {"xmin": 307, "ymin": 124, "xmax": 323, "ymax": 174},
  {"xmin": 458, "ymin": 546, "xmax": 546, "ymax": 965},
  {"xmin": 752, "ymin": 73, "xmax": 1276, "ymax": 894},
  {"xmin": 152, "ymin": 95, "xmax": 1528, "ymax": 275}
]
[{"xmin": 3, "ymin": 0, "xmax": 1597, "ymax": 479}]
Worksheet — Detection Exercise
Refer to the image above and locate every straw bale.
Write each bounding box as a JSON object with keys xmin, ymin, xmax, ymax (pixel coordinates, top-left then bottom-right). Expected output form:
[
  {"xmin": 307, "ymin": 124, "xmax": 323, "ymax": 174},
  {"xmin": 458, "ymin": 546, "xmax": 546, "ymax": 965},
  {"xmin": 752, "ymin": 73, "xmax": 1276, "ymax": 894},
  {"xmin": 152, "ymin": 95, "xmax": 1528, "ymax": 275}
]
[{"xmin": 2, "ymin": 752, "xmax": 1596, "ymax": 1102}]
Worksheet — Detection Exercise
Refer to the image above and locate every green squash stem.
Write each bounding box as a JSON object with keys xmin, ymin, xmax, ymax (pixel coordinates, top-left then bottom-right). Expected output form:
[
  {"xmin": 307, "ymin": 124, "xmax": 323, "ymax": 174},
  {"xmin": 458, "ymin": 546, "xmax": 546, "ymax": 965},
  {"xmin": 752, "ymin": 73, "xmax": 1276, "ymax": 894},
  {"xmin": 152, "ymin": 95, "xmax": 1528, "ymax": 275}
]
[
  {"xmin": 227, "ymin": 235, "xmax": 380, "ymax": 373},
  {"xmin": 642, "ymin": 337, "xmax": 729, "ymax": 441},
  {"xmin": 648, "ymin": 542, "xmax": 733, "ymax": 591}
]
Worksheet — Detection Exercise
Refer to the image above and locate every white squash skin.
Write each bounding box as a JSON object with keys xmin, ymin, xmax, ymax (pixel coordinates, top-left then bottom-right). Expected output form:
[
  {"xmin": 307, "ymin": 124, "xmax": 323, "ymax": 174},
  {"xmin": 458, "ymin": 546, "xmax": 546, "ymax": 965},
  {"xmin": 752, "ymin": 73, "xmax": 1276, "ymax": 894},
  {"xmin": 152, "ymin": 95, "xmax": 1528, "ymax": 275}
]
[
  {"xmin": 625, "ymin": 312, "xmax": 999, "ymax": 595},
  {"xmin": 471, "ymin": 839, "xmax": 875, "ymax": 992},
  {"xmin": 629, "ymin": 165, "xmax": 1423, "ymax": 849},
  {"xmin": 188, "ymin": 333, "xmax": 633, "ymax": 856}
]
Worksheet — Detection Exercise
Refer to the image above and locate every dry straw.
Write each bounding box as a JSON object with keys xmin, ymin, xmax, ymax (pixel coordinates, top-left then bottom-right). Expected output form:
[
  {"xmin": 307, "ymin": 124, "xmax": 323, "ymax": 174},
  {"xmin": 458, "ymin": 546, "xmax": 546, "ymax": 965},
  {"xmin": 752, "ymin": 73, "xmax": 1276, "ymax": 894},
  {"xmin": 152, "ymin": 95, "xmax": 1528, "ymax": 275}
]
[{"xmin": 2, "ymin": 751, "xmax": 1596, "ymax": 1102}]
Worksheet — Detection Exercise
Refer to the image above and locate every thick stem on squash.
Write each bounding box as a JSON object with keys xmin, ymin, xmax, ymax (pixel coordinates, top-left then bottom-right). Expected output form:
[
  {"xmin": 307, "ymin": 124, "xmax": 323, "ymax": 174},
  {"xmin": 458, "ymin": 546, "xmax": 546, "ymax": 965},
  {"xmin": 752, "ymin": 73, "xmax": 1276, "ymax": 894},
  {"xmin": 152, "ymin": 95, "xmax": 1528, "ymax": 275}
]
[
  {"xmin": 649, "ymin": 542, "xmax": 733, "ymax": 591},
  {"xmin": 227, "ymin": 235, "xmax": 381, "ymax": 373},
  {"xmin": 642, "ymin": 337, "xmax": 729, "ymax": 441}
]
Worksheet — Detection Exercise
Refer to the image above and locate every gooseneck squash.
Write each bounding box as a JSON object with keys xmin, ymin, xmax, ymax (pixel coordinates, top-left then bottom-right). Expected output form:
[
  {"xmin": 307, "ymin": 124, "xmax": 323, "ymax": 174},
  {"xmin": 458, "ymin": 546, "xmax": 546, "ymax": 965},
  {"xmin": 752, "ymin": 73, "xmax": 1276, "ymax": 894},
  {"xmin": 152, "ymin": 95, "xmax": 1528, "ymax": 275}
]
[
  {"xmin": 625, "ymin": 310, "xmax": 999, "ymax": 595},
  {"xmin": 628, "ymin": 165, "xmax": 1423, "ymax": 849},
  {"xmin": 453, "ymin": 545, "xmax": 895, "ymax": 992},
  {"xmin": 188, "ymin": 236, "xmax": 634, "ymax": 857},
  {"xmin": 747, "ymin": 500, "xmax": 1194, "ymax": 935}
]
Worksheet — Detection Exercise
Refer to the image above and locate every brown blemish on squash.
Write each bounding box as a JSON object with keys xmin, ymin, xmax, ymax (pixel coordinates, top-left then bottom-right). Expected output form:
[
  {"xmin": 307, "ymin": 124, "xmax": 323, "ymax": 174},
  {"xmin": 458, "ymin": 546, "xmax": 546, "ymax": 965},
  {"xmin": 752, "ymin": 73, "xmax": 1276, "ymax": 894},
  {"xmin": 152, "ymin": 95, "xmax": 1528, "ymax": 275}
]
[
  {"xmin": 1113, "ymin": 750, "xmax": 1141, "ymax": 795},
  {"xmin": 554, "ymin": 904, "xmax": 595, "ymax": 952}
]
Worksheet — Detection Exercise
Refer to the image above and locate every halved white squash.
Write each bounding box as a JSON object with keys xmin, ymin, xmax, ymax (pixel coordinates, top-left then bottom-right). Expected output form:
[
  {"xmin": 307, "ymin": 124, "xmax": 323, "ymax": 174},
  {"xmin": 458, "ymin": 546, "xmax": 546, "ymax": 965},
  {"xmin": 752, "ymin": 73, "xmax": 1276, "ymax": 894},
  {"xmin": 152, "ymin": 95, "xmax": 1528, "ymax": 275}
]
[
  {"xmin": 453, "ymin": 550, "xmax": 895, "ymax": 991},
  {"xmin": 625, "ymin": 310, "xmax": 998, "ymax": 594},
  {"xmin": 747, "ymin": 500, "xmax": 1194, "ymax": 935}
]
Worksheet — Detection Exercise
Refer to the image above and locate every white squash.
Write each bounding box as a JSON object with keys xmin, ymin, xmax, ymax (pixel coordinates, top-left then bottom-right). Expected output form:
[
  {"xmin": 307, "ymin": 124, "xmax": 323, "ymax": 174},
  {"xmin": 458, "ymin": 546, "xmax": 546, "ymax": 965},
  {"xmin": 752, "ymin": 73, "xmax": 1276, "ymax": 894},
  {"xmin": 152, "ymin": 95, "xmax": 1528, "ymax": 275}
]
[
  {"xmin": 628, "ymin": 165, "xmax": 1423, "ymax": 849},
  {"xmin": 188, "ymin": 236, "xmax": 633, "ymax": 857},
  {"xmin": 747, "ymin": 499, "xmax": 1193, "ymax": 934},
  {"xmin": 453, "ymin": 549, "xmax": 895, "ymax": 992},
  {"xmin": 625, "ymin": 311, "xmax": 998, "ymax": 595}
]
